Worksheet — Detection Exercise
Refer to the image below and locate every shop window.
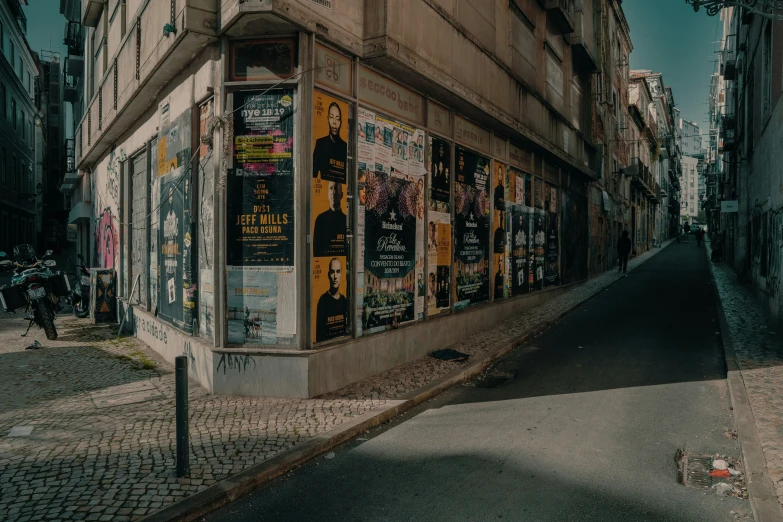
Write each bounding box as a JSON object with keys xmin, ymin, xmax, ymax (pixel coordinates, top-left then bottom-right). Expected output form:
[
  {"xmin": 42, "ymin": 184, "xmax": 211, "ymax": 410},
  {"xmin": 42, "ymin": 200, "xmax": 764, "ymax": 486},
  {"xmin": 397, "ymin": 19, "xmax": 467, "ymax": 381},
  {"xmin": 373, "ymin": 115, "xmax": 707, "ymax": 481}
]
[{"xmin": 229, "ymin": 39, "xmax": 296, "ymax": 82}]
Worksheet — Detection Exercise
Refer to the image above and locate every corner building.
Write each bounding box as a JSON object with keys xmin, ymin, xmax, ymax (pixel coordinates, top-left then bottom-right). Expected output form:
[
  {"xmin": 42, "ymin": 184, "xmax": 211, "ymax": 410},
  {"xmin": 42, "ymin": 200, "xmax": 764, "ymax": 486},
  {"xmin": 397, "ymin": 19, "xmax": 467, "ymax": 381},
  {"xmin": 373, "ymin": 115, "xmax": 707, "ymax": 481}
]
[{"xmin": 75, "ymin": 0, "xmax": 599, "ymax": 397}]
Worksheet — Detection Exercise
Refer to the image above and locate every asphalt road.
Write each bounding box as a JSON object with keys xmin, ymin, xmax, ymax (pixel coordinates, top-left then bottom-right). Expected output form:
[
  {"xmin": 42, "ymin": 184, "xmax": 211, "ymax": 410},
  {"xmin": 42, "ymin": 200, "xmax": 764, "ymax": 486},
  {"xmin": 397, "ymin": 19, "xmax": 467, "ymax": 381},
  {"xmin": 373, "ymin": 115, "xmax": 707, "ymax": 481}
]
[{"xmin": 207, "ymin": 241, "xmax": 750, "ymax": 522}]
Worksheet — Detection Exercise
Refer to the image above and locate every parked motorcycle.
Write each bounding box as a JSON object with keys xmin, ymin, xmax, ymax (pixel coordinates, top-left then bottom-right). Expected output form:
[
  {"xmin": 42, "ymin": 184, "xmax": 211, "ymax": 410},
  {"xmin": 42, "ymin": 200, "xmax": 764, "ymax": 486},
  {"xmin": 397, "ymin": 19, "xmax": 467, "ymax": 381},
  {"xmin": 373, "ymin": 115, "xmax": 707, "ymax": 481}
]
[
  {"xmin": 0, "ymin": 244, "xmax": 71, "ymax": 340},
  {"xmin": 69, "ymin": 254, "xmax": 91, "ymax": 318}
]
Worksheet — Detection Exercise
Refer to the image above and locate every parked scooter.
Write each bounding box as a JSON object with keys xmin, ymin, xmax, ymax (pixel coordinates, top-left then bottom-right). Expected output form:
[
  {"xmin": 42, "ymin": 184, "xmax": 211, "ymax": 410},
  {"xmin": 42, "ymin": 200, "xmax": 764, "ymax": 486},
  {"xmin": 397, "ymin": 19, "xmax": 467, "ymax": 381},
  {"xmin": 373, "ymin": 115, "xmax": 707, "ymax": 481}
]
[
  {"xmin": 69, "ymin": 254, "xmax": 91, "ymax": 318},
  {"xmin": 0, "ymin": 245, "xmax": 71, "ymax": 340}
]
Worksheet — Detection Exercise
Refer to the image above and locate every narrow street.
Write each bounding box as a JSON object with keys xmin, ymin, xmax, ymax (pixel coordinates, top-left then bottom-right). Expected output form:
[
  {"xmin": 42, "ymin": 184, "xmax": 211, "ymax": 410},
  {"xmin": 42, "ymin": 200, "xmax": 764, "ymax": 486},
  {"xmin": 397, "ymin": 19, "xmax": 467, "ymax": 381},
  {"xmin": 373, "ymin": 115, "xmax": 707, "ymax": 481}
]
[{"xmin": 206, "ymin": 242, "xmax": 751, "ymax": 522}]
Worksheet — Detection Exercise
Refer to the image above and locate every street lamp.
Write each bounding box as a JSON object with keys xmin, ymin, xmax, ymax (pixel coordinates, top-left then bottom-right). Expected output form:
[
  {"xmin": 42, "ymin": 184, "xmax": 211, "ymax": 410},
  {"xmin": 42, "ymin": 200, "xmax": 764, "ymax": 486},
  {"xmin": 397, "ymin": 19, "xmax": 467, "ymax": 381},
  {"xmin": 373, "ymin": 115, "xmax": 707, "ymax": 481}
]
[
  {"xmin": 20, "ymin": 182, "xmax": 43, "ymax": 202},
  {"xmin": 685, "ymin": 0, "xmax": 783, "ymax": 19}
]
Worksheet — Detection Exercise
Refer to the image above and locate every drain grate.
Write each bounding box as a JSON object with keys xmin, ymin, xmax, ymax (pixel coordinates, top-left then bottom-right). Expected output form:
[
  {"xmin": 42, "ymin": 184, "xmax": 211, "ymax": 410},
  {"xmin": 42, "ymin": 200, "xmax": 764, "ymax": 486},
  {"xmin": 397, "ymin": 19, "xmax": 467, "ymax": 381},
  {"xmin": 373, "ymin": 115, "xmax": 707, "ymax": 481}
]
[
  {"xmin": 684, "ymin": 455, "xmax": 716, "ymax": 488},
  {"xmin": 678, "ymin": 452, "xmax": 747, "ymax": 498},
  {"xmin": 473, "ymin": 371, "xmax": 516, "ymax": 388}
]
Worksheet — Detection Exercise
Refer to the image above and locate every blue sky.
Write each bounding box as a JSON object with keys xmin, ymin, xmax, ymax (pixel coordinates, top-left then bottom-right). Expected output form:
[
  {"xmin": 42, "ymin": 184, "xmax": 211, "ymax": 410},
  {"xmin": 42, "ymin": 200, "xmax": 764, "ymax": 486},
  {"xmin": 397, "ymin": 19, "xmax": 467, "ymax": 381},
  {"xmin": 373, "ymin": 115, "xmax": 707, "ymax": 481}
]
[
  {"xmin": 624, "ymin": 0, "xmax": 721, "ymax": 146},
  {"xmin": 22, "ymin": 0, "xmax": 66, "ymax": 57}
]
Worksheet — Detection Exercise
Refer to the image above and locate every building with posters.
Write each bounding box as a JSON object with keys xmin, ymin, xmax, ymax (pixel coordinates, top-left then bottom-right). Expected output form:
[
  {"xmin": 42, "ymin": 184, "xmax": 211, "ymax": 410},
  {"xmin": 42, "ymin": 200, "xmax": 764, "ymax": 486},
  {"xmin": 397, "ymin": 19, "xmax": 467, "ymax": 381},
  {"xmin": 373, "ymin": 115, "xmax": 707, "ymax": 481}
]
[{"xmin": 73, "ymin": 0, "xmax": 603, "ymax": 398}]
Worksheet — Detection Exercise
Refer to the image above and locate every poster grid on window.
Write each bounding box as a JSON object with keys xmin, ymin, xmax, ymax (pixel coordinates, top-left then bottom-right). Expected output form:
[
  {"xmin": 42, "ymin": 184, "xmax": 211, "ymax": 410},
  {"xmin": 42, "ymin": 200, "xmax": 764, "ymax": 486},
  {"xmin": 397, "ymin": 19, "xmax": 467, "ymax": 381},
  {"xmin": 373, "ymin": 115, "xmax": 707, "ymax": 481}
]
[
  {"xmin": 227, "ymin": 88, "xmax": 298, "ymax": 347},
  {"xmin": 355, "ymin": 106, "xmax": 426, "ymax": 336},
  {"xmin": 311, "ymin": 90, "xmax": 352, "ymax": 345},
  {"xmin": 453, "ymin": 145, "xmax": 490, "ymax": 310}
]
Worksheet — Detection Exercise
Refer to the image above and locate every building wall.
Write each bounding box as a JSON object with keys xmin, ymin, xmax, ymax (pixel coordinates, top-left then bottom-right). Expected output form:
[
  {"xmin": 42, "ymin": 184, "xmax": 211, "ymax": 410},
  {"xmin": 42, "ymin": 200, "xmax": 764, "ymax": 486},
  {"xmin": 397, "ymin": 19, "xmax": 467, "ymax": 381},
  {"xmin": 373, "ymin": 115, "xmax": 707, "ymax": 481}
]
[
  {"xmin": 680, "ymin": 155, "xmax": 698, "ymax": 221},
  {"xmin": 0, "ymin": 0, "xmax": 38, "ymax": 253},
  {"xmin": 679, "ymin": 119, "xmax": 701, "ymax": 157}
]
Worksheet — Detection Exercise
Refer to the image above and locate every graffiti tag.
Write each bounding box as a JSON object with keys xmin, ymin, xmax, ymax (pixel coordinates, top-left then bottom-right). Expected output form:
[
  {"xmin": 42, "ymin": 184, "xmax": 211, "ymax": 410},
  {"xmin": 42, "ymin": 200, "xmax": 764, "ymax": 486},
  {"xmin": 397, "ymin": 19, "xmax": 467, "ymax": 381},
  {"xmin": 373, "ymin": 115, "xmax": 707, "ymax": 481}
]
[{"xmin": 217, "ymin": 354, "xmax": 257, "ymax": 375}]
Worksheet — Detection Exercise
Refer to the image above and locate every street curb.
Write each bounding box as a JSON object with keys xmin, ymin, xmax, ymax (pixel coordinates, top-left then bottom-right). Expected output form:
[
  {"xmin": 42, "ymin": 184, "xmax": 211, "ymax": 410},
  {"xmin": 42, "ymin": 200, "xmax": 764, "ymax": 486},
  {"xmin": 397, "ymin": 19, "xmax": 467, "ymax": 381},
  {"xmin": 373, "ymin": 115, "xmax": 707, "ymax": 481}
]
[
  {"xmin": 140, "ymin": 243, "xmax": 670, "ymax": 522},
  {"xmin": 706, "ymin": 243, "xmax": 783, "ymax": 522}
]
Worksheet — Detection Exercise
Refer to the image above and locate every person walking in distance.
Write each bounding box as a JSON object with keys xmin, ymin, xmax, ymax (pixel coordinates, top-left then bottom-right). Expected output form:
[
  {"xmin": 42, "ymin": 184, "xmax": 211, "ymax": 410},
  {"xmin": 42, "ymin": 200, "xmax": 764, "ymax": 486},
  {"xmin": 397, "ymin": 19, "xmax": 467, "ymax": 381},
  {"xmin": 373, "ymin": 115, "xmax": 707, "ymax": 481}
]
[
  {"xmin": 697, "ymin": 227, "xmax": 705, "ymax": 247},
  {"xmin": 617, "ymin": 230, "xmax": 632, "ymax": 273},
  {"xmin": 682, "ymin": 222, "xmax": 690, "ymax": 243}
]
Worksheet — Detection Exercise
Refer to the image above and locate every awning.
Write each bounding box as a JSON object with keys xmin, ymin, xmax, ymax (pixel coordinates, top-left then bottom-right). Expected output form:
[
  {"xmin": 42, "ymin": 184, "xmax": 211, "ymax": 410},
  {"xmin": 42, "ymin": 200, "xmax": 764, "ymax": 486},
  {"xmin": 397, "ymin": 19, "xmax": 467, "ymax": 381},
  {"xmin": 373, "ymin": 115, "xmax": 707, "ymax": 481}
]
[
  {"xmin": 60, "ymin": 171, "xmax": 80, "ymax": 194},
  {"xmin": 68, "ymin": 201, "xmax": 91, "ymax": 224}
]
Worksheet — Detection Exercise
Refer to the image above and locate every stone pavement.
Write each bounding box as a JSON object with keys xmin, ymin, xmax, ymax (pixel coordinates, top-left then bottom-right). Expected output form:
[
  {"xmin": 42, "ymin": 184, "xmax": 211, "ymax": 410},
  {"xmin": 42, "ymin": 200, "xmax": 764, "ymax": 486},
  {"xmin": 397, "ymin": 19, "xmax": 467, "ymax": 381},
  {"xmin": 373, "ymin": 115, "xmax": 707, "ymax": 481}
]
[
  {"xmin": 0, "ymin": 243, "xmax": 667, "ymax": 522},
  {"xmin": 708, "ymin": 241, "xmax": 783, "ymax": 510}
]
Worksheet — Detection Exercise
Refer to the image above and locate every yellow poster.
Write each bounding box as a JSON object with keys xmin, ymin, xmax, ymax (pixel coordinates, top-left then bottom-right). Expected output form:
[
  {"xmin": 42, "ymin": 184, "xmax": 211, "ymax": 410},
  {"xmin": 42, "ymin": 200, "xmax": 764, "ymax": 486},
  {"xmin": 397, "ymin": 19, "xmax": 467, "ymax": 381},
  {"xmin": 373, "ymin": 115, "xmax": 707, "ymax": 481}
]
[{"xmin": 312, "ymin": 91, "xmax": 350, "ymax": 343}]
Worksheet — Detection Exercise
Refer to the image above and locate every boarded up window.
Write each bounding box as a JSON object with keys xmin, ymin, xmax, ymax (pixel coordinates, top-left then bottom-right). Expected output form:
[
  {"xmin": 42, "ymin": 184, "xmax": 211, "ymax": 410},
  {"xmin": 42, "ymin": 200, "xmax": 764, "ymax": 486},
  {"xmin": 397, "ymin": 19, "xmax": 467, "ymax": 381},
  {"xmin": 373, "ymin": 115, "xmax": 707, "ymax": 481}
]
[{"xmin": 131, "ymin": 151, "xmax": 148, "ymax": 308}]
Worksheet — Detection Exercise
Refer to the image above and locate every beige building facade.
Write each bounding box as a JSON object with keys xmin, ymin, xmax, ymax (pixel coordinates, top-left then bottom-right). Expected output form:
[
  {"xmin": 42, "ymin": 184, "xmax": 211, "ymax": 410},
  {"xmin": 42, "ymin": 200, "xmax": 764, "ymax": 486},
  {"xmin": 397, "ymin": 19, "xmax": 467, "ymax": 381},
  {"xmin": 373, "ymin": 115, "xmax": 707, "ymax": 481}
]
[{"xmin": 71, "ymin": 0, "xmax": 634, "ymax": 397}]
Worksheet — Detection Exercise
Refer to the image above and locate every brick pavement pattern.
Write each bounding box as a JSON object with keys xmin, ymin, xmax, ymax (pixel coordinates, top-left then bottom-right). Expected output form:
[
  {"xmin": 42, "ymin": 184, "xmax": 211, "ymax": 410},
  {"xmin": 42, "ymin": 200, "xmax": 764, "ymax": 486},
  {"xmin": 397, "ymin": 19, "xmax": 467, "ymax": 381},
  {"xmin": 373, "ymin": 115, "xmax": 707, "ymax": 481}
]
[
  {"xmin": 708, "ymin": 241, "xmax": 783, "ymax": 509},
  {"xmin": 0, "ymin": 245, "xmax": 666, "ymax": 521}
]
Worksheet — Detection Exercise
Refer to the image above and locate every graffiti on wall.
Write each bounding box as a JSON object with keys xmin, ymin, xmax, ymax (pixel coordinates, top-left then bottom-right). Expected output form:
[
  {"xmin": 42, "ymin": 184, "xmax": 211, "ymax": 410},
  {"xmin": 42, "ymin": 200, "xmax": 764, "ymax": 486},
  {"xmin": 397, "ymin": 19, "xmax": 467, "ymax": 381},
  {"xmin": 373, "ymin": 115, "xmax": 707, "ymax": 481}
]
[{"xmin": 94, "ymin": 208, "xmax": 118, "ymax": 269}]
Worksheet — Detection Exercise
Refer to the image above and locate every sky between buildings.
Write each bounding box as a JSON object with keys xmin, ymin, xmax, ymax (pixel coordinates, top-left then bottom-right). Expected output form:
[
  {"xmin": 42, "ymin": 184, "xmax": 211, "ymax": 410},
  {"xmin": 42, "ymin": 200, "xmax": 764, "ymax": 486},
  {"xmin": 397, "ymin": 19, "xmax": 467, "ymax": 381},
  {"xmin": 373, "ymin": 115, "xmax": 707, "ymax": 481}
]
[
  {"xmin": 23, "ymin": 0, "xmax": 717, "ymax": 149},
  {"xmin": 624, "ymin": 0, "xmax": 720, "ymax": 149}
]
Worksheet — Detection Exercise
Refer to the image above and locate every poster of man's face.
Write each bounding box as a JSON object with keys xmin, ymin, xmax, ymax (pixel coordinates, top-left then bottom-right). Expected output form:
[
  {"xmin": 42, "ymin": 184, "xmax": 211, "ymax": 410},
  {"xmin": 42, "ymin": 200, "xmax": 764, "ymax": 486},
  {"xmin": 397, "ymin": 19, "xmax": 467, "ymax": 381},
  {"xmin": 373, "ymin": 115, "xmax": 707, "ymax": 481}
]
[
  {"xmin": 328, "ymin": 258, "xmax": 342, "ymax": 295},
  {"xmin": 328, "ymin": 103, "xmax": 342, "ymax": 138},
  {"xmin": 327, "ymin": 182, "xmax": 343, "ymax": 212}
]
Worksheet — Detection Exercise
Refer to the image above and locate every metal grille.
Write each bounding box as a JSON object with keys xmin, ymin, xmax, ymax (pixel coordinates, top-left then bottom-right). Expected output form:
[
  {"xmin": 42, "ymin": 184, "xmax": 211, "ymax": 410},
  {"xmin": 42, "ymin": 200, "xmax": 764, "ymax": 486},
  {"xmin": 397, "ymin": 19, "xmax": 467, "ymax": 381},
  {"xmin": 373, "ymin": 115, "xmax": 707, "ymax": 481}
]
[
  {"xmin": 135, "ymin": 21, "xmax": 141, "ymax": 80},
  {"xmin": 113, "ymin": 63, "xmax": 118, "ymax": 110},
  {"xmin": 98, "ymin": 91, "xmax": 102, "ymax": 130}
]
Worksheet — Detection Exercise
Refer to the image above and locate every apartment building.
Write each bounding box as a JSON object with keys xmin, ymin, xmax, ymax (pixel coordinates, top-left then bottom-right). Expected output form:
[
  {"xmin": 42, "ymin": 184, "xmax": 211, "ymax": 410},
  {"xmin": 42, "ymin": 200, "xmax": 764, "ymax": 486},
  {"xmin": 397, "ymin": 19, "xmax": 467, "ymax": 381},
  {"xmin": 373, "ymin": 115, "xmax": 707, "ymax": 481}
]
[
  {"xmin": 0, "ymin": 0, "xmax": 39, "ymax": 254},
  {"xmin": 587, "ymin": 0, "xmax": 632, "ymax": 276},
  {"xmin": 717, "ymin": 5, "xmax": 783, "ymax": 323}
]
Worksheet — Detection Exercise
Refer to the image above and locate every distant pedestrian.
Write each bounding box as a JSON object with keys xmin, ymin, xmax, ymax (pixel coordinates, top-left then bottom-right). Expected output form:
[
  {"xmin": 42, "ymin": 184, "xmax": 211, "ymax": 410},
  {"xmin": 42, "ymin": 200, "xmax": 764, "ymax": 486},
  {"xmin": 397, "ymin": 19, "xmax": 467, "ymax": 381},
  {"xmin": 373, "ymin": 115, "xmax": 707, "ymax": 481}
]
[
  {"xmin": 697, "ymin": 227, "xmax": 705, "ymax": 247},
  {"xmin": 682, "ymin": 222, "xmax": 690, "ymax": 243},
  {"xmin": 617, "ymin": 230, "xmax": 632, "ymax": 273}
]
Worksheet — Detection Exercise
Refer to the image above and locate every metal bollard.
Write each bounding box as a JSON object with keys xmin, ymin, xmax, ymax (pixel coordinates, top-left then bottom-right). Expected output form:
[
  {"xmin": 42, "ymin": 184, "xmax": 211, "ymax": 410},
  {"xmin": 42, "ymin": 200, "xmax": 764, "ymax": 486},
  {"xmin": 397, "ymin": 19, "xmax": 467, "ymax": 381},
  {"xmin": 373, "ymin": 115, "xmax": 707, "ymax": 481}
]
[{"xmin": 175, "ymin": 356, "xmax": 190, "ymax": 477}]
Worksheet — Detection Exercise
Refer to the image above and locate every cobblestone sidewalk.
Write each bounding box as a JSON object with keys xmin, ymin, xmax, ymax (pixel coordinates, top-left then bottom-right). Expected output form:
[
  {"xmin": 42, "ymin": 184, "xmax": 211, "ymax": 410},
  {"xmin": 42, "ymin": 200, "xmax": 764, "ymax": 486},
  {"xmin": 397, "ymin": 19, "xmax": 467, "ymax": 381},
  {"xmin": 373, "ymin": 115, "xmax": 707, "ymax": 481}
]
[
  {"xmin": 707, "ymin": 241, "xmax": 783, "ymax": 510},
  {"xmin": 0, "ymin": 243, "xmax": 667, "ymax": 522}
]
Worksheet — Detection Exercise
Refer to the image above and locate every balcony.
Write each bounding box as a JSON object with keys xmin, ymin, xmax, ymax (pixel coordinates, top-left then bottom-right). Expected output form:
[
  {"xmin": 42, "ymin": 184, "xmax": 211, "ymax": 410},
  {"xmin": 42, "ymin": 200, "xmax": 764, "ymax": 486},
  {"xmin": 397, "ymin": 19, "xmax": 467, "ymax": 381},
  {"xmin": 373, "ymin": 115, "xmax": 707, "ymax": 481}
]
[
  {"xmin": 64, "ymin": 21, "xmax": 83, "ymax": 56},
  {"xmin": 545, "ymin": 0, "xmax": 575, "ymax": 34},
  {"xmin": 621, "ymin": 158, "xmax": 659, "ymax": 201},
  {"xmin": 82, "ymin": 0, "xmax": 106, "ymax": 27},
  {"xmin": 720, "ymin": 129, "xmax": 736, "ymax": 152},
  {"xmin": 76, "ymin": 0, "xmax": 218, "ymax": 168},
  {"xmin": 723, "ymin": 59, "xmax": 736, "ymax": 81},
  {"xmin": 64, "ymin": 72, "xmax": 78, "ymax": 103},
  {"xmin": 7, "ymin": 0, "xmax": 27, "ymax": 33},
  {"xmin": 65, "ymin": 53, "xmax": 83, "ymax": 78},
  {"xmin": 570, "ymin": 3, "xmax": 598, "ymax": 71}
]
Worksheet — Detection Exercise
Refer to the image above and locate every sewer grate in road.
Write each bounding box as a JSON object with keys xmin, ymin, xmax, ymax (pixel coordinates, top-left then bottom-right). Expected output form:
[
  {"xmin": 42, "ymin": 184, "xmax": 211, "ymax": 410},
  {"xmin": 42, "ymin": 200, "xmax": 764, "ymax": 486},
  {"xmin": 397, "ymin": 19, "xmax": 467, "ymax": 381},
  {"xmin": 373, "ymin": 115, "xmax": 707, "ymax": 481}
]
[{"xmin": 677, "ymin": 451, "xmax": 748, "ymax": 498}]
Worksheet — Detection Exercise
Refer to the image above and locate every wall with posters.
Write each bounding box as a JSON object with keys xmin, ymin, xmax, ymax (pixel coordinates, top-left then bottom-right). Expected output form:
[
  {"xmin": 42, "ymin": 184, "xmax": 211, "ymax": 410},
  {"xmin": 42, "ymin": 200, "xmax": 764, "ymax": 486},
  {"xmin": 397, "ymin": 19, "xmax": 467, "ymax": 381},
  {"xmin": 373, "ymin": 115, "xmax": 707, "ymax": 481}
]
[
  {"xmin": 157, "ymin": 104, "xmax": 194, "ymax": 331},
  {"xmin": 356, "ymin": 108, "xmax": 426, "ymax": 336},
  {"xmin": 454, "ymin": 146, "xmax": 490, "ymax": 310},
  {"xmin": 228, "ymin": 89, "xmax": 297, "ymax": 346}
]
